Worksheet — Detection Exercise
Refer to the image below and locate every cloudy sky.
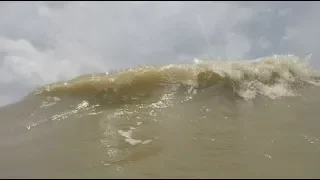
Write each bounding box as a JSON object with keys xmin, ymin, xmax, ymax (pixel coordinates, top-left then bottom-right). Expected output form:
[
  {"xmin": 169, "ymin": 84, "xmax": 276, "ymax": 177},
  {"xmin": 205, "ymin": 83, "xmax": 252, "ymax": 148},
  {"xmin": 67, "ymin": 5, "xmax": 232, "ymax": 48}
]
[{"xmin": 0, "ymin": 1, "xmax": 319, "ymax": 106}]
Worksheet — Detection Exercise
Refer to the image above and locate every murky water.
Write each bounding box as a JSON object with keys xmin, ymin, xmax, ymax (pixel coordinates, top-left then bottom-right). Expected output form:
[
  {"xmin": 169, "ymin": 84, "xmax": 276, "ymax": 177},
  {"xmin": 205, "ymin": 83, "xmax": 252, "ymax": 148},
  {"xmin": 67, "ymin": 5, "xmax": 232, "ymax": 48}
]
[{"xmin": 1, "ymin": 56, "xmax": 320, "ymax": 178}]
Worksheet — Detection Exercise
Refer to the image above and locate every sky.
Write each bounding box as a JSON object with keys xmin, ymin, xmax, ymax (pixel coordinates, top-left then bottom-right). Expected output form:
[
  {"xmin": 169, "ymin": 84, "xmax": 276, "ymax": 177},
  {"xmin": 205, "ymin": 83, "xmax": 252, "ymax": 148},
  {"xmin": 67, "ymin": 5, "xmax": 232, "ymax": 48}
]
[{"xmin": 0, "ymin": 1, "xmax": 320, "ymax": 106}]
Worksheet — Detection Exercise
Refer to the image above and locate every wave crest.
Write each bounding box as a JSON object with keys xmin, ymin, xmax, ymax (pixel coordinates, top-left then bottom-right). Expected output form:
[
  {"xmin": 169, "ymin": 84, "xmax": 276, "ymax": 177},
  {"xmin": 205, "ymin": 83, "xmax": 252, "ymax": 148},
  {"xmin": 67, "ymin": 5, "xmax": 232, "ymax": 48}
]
[{"xmin": 33, "ymin": 55, "xmax": 319, "ymax": 102}]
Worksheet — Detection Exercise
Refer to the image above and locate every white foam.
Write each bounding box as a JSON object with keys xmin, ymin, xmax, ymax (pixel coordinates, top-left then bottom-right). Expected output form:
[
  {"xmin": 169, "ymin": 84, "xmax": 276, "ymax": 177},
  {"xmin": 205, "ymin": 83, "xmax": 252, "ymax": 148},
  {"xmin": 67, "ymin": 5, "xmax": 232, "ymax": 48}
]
[
  {"xmin": 195, "ymin": 54, "xmax": 318, "ymax": 100},
  {"xmin": 76, "ymin": 100, "xmax": 89, "ymax": 110},
  {"xmin": 118, "ymin": 130, "xmax": 132, "ymax": 139},
  {"xmin": 87, "ymin": 111, "xmax": 102, "ymax": 116},
  {"xmin": 26, "ymin": 119, "xmax": 47, "ymax": 130},
  {"xmin": 118, "ymin": 129, "xmax": 142, "ymax": 146},
  {"xmin": 264, "ymin": 154, "xmax": 272, "ymax": 159},
  {"xmin": 40, "ymin": 96, "xmax": 61, "ymax": 108},
  {"xmin": 125, "ymin": 138, "xmax": 142, "ymax": 146},
  {"xmin": 142, "ymin": 140, "xmax": 152, "ymax": 145}
]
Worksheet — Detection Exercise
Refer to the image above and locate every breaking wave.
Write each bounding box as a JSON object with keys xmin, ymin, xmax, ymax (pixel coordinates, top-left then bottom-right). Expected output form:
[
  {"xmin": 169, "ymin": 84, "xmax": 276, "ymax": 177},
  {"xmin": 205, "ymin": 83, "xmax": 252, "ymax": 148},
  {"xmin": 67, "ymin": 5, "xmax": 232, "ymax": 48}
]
[{"xmin": 32, "ymin": 55, "xmax": 320, "ymax": 104}]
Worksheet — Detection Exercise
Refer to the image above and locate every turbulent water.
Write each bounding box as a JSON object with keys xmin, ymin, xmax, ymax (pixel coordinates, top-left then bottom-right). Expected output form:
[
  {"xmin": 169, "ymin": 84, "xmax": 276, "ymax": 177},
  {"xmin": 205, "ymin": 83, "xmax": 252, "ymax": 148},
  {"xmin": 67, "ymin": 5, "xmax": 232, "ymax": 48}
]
[{"xmin": 1, "ymin": 55, "xmax": 320, "ymax": 178}]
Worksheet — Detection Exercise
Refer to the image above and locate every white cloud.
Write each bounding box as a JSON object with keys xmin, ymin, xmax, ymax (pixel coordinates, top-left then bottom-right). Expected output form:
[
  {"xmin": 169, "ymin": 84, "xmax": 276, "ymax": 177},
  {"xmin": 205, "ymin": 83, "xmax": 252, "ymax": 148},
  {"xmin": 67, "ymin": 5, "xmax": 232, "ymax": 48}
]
[{"xmin": 0, "ymin": 37, "xmax": 94, "ymax": 86}]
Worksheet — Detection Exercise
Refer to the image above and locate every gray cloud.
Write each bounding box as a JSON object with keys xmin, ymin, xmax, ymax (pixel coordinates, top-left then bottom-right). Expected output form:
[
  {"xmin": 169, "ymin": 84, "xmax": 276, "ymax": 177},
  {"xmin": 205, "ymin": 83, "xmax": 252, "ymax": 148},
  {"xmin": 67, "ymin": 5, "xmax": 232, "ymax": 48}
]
[{"xmin": 0, "ymin": 2, "xmax": 319, "ymax": 106}]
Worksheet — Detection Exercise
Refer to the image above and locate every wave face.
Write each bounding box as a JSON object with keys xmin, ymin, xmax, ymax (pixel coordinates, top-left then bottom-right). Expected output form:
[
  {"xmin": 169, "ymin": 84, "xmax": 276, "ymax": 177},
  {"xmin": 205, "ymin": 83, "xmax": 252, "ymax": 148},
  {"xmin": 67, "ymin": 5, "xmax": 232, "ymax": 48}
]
[
  {"xmin": 2, "ymin": 55, "xmax": 320, "ymax": 178},
  {"xmin": 33, "ymin": 54, "xmax": 319, "ymax": 102}
]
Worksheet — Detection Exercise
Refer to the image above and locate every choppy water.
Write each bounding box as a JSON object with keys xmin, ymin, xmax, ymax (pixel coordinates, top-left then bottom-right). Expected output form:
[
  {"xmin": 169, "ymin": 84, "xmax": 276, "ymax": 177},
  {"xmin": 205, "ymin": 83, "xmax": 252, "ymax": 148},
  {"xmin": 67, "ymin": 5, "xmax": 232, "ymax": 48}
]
[{"xmin": 1, "ymin": 55, "xmax": 320, "ymax": 178}]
